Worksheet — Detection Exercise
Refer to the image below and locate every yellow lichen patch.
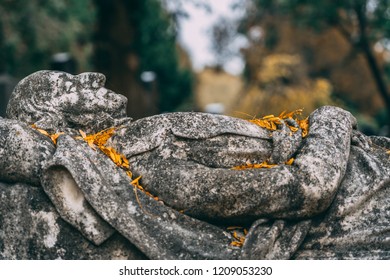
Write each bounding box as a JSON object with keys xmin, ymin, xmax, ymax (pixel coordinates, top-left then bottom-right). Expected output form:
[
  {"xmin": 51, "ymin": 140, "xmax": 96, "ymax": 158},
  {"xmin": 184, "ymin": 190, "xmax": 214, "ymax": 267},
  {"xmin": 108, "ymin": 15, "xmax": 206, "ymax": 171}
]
[
  {"xmin": 31, "ymin": 124, "xmax": 64, "ymax": 145},
  {"xmin": 232, "ymin": 161, "xmax": 277, "ymax": 170},
  {"xmin": 386, "ymin": 150, "xmax": 390, "ymax": 155}
]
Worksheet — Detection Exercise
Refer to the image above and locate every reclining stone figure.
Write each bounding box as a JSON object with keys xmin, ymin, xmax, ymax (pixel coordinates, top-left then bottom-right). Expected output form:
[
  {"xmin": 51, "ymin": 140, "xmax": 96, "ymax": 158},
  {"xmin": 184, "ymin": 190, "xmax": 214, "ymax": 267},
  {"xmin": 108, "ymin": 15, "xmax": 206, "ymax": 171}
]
[{"xmin": 0, "ymin": 70, "xmax": 389, "ymax": 259}]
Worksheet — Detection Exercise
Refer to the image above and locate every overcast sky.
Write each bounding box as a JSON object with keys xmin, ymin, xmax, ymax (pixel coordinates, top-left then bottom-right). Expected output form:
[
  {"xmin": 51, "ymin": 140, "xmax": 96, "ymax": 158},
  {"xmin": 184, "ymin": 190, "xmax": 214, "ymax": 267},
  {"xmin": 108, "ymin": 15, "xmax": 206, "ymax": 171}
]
[{"xmin": 177, "ymin": 0, "xmax": 247, "ymax": 75}]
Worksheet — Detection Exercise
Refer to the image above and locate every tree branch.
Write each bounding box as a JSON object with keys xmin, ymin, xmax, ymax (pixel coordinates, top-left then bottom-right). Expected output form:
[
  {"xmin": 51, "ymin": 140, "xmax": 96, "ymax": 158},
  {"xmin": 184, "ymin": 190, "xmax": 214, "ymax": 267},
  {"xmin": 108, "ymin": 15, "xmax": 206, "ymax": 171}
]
[{"xmin": 354, "ymin": 1, "xmax": 390, "ymax": 134}]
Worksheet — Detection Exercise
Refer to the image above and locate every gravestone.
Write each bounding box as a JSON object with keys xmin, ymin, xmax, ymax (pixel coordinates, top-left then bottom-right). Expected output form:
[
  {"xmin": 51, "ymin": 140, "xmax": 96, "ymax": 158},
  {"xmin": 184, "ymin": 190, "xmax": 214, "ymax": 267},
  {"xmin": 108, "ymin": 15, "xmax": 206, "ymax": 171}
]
[{"xmin": 0, "ymin": 70, "xmax": 389, "ymax": 259}]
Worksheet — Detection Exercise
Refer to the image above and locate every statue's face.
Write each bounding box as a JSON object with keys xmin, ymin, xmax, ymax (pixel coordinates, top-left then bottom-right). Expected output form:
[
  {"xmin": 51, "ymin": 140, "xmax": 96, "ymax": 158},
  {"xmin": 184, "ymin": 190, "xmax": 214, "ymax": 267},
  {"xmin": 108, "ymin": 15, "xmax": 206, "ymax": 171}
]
[
  {"xmin": 7, "ymin": 70, "xmax": 130, "ymax": 132},
  {"xmin": 50, "ymin": 72, "xmax": 128, "ymax": 120}
]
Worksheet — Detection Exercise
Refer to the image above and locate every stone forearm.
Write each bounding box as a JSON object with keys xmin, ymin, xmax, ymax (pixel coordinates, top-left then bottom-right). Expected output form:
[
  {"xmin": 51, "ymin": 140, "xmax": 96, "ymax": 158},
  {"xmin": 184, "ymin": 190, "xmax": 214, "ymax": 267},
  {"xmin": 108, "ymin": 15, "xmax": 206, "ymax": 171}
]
[{"xmin": 149, "ymin": 106, "xmax": 355, "ymax": 220}]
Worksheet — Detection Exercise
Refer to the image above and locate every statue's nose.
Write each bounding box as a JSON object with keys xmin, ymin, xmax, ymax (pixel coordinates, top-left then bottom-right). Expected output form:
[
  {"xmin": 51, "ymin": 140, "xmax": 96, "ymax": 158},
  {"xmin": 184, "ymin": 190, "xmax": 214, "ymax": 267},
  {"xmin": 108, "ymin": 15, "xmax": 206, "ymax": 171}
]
[{"xmin": 77, "ymin": 72, "xmax": 106, "ymax": 88}]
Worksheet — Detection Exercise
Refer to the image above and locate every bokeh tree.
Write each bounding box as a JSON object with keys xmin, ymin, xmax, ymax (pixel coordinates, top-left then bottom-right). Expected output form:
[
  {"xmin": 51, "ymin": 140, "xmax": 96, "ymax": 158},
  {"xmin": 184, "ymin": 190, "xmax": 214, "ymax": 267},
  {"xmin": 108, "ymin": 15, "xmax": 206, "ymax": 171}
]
[
  {"xmin": 210, "ymin": 17, "xmax": 237, "ymax": 71},
  {"xmin": 93, "ymin": 0, "xmax": 194, "ymax": 118},
  {"xmin": 232, "ymin": 53, "xmax": 335, "ymax": 118},
  {"xmin": 238, "ymin": 0, "xmax": 390, "ymax": 134},
  {"xmin": 0, "ymin": 0, "xmax": 194, "ymax": 119},
  {"xmin": 0, "ymin": 0, "xmax": 95, "ymax": 76}
]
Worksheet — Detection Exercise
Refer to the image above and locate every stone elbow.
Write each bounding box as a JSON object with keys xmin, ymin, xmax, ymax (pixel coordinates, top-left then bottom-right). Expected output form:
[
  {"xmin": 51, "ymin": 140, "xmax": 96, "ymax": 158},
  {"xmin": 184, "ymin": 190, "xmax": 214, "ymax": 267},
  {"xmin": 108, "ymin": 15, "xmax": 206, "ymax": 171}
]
[{"xmin": 298, "ymin": 179, "xmax": 338, "ymax": 218}]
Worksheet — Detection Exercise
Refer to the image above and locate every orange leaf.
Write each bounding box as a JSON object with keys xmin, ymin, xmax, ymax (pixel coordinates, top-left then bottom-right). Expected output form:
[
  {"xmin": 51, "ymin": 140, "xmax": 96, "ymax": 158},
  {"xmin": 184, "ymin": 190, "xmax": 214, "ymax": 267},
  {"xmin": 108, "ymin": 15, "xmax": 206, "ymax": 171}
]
[
  {"xmin": 31, "ymin": 124, "xmax": 50, "ymax": 137},
  {"xmin": 232, "ymin": 161, "xmax": 277, "ymax": 170},
  {"xmin": 227, "ymin": 226, "xmax": 243, "ymax": 230},
  {"xmin": 131, "ymin": 176, "xmax": 142, "ymax": 186},
  {"xmin": 285, "ymin": 158, "xmax": 294, "ymax": 165},
  {"xmin": 249, "ymin": 109, "xmax": 306, "ymax": 135},
  {"xmin": 31, "ymin": 124, "xmax": 63, "ymax": 145},
  {"xmin": 230, "ymin": 241, "xmax": 243, "ymax": 247},
  {"xmin": 79, "ymin": 129, "xmax": 87, "ymax": 139},
  {"xmin": 79, "ymin": 127, "xmax": 162, "ymax": 206},
  {"xmin": 50, "ymin": 132, "xmax": 64, "ymax": 145},
  {"xmin": 279, "ymin": 109, "xmax": 303, "ymax": 119},
  {"xmin": 297, "ymin": 117, "xmax": 309, "ymax": 138},
  {"xmin": 287, "ymin": 124, "xmax": 299, "ymax": 132}
]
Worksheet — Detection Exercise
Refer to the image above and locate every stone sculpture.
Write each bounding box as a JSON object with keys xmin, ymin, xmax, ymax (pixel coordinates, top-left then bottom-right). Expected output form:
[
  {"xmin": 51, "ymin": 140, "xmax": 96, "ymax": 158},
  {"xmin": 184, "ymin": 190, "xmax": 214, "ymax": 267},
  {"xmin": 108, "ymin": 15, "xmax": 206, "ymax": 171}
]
[{"xmin": 0, "ymin": 70, "xmax": 389, "ymax": 259}]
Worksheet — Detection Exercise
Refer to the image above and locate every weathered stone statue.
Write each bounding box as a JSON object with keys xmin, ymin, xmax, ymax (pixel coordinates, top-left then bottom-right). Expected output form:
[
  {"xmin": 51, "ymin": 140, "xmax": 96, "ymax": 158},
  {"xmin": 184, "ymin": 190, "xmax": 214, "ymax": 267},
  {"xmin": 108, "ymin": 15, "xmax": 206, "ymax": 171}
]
[{"xmin": 0, "ymin": 70, "xmax": 389, "ymax": 259}]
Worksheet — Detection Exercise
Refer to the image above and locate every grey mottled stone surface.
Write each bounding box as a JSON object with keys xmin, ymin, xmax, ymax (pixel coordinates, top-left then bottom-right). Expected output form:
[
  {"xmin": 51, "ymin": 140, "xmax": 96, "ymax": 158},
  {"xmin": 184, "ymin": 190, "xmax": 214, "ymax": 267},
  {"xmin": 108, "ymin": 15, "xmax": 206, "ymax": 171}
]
[
  {"xmin": 42, "ymin": 135, "xmax": 240, "ymax": 259},
  {"xmin": 6, "ymin": 70, "xmax": 131, "ymax": 134},
  {"xmin": 0, "ymin": 118, "xmax": 55, "ymax": 186},
  {"xmin": 109, "ymin": 106, "xmax": 354, "ymax": 222},
  {"xmin": 0, "ymin": 70, "xmax": 389, "ymax": 259},
  {"xmin": 0, "ymin": 182, "xmax": 146, "ymax": 260}
]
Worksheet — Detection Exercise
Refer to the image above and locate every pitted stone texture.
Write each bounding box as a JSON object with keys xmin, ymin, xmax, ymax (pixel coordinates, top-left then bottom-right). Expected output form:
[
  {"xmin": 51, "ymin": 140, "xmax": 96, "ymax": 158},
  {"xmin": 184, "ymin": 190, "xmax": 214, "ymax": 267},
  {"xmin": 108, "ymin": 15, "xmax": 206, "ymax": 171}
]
[
  {"xmin": 6, "ymin": 70, "xmax": 131, "ymax": 134},
  {"xmin": 242, "ymin": 219, "xmax": 312, "ymax": 259},
  {"xmin": 107, "ymin": 112, "xmax": 273, "ymax": 160},
  {"xmin": 1, "ymin": 70, "xmax": 389, "ymax": 260},
  {"xmin": 270, "ymin": 119, "xmax": 302, "ymax": 164},
  {"xmin": 0, "ymin": 117, "xmax": 55, "ymax": 186},
  {"xmin": 0, "ymin": 182, "xmax": 146, "ymax": 260},
  {"xmin": 42, "ymin": 135, "xmax": 241, "ymax": 260},
  {"xmin": 110, "ymin": 106, "xmax": 354, "ymax": 222},
  {"xmin": 294, "ymin": 134, "xmax": 390, "ymax": 259},
  {"xmin": 42, "ymin": 165, "xmax": 116, "ymax": 245}
]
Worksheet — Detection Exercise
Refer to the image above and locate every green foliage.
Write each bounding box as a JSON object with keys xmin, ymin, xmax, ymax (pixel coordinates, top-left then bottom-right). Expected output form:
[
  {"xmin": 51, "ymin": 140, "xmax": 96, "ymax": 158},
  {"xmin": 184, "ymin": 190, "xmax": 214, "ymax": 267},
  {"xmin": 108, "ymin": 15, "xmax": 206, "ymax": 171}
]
[
  {"xmin": 1, "ymin": 0, "xmax": 192, "ymax": 112},
  {"xmin": 130, "ymin": 0, "xmax": 193, "ymax": 112},
  {"xmin": 93, "ymin": 0, "xmax": 193, "ymax": 113},
  {"xmin": 0, "ymin": 0, "xmax": 95, "ymax": 77}
]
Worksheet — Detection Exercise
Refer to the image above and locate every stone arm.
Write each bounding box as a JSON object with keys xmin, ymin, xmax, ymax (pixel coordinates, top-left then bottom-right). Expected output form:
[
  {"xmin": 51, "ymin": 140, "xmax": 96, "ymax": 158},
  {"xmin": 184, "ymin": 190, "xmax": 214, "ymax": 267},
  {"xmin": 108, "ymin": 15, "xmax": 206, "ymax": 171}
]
[
  {"xmin": 0, "ymin": 118, "xmax": 55, "ymax": 186},
  {"xmin": 141, "ymin": 106, "xmax": 355, "ymax": 221}
]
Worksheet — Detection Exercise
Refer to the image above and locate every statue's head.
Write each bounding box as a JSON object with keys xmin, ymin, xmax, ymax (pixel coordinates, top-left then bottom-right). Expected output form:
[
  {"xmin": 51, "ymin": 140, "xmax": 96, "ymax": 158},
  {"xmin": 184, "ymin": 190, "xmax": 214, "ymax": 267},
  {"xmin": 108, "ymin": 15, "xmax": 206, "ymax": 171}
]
[{"xmin": 6, "ymin": 70, "xmax": 129, "ymax": 133}]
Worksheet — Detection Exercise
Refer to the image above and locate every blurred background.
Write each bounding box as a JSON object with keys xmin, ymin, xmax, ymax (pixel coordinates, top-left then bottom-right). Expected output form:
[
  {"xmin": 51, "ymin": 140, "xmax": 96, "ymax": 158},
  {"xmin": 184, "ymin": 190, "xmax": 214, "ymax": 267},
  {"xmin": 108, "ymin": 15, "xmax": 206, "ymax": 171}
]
[{"xmin": 0, "ymin": 0, "xmax": 389, "ymax": 136}]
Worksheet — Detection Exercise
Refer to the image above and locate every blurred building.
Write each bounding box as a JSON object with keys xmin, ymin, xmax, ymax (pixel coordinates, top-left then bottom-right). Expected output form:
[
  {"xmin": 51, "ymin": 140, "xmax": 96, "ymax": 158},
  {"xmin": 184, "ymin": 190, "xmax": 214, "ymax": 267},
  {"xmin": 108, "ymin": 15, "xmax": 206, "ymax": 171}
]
[
  {"xmin": 195, "ymin": 67, "xmax": 243, "ymax": 115},
  {"xmin": 50, "ymin": 52, "xmax": 77, "ymax": 74}
]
